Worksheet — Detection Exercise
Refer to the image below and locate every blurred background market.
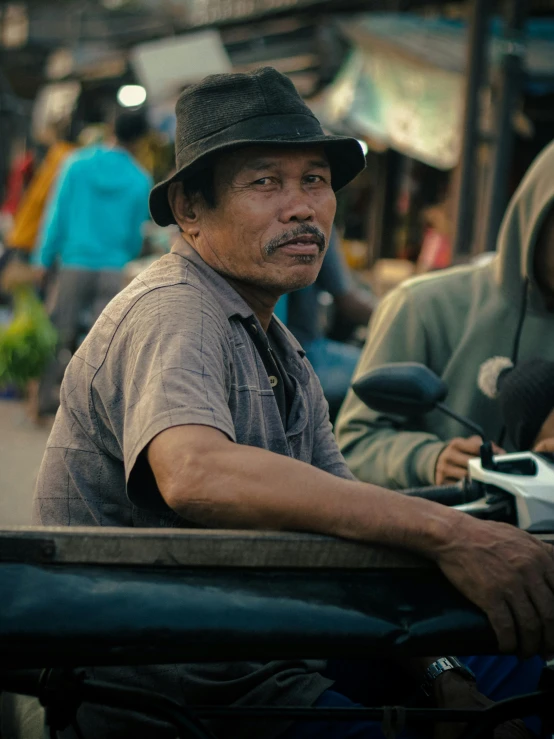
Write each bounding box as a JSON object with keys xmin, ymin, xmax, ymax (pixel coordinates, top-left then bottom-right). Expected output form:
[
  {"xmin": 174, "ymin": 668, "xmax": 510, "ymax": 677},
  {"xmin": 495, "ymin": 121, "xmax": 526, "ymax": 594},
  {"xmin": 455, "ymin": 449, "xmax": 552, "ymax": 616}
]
[{"xmin": 1, "ymin": 0, "xmax": 553, "ymax": 523}]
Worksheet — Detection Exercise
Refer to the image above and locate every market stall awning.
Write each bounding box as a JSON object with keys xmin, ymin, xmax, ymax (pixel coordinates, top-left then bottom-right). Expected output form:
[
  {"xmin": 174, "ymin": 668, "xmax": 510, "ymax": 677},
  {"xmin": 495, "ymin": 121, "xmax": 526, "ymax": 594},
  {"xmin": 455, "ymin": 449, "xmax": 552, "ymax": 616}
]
[{"xmin": 318, "ymin": 13, "xmax": 554, "ymax": 170}]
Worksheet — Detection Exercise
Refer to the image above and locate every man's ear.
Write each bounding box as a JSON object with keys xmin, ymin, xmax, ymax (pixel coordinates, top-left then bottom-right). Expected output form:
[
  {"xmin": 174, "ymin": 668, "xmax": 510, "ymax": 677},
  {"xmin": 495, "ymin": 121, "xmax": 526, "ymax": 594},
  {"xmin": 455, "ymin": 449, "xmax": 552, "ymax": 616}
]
[{"xmin": 168, "ymin": 182, "xmax": 199, "ymax": 234}]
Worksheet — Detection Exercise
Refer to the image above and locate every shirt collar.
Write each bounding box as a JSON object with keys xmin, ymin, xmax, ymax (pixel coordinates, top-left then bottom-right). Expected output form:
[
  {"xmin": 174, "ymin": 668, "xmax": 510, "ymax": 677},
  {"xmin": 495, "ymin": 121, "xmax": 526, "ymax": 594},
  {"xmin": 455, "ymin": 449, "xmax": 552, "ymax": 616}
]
[
  {"xmin": 171, "ymin": 239, "xmax": 255, "ymax": 320},
  {"xmin": 270, "ymin": 316, "xmax": 306, "ymax": 359},
  {"xmin": 171, "ymin": 239, "xmax": 306, "ymax": 359}
]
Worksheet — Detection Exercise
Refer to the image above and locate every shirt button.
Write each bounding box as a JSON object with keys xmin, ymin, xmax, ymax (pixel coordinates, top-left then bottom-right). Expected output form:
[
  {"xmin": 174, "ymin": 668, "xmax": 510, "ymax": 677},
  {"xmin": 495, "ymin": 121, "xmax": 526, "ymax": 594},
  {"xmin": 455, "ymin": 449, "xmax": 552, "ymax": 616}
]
[
  {"xmin": 251, "ymin": 324, "xmax": 258, "ymax": 333},
  {"xmin": 269, "ymin": 375, "xmax": 279, "ymax": 387}
]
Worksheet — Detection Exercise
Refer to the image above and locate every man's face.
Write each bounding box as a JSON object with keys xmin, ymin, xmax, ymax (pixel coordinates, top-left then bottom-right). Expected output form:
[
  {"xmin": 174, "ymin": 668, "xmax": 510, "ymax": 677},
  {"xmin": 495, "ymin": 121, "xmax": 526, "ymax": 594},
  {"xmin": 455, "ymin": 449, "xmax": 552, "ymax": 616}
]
[
  {"xmin": 534, "ymin": 207, "xmax": 554, "ymax": 310},
  {"xmin": 172, "ymin": 145, "xmax": 336, "ymax": 297}
]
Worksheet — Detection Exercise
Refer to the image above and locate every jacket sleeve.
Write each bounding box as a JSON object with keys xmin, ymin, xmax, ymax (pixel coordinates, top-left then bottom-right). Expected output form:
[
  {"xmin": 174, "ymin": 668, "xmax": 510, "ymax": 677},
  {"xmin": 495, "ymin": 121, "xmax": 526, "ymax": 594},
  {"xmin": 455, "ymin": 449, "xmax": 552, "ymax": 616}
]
[
  {"xmin": 335, "ymin": 284, "xmax": 447, "ymax": 489},
  {"xmin": 32, "ymin": 159, "xmax": 74, "ymax": 268}
]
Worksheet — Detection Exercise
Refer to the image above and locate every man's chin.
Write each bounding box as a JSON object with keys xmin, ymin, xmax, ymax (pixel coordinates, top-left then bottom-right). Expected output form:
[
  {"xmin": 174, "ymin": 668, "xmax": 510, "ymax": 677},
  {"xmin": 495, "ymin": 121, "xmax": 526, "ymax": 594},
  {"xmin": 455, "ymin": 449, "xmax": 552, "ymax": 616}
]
[
  {"xmin": 274, "ymin": 259, "xmax": 322, "ymax": 292},
  {"xmin": 279, "ymin": 271, "xmax": 320, "ymax": 294},
  {"xmin": 227, "ymin": 260, "xmax": 321, "ymax": 294}
]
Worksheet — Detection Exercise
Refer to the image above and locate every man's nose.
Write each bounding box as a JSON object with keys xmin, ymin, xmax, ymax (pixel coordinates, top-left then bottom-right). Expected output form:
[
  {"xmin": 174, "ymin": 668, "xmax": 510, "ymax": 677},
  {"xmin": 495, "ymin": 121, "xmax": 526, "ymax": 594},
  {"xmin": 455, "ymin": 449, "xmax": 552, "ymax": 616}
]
[{"xmin": 279, "ymin": 191, "xmax": 316, "ymax": 223}]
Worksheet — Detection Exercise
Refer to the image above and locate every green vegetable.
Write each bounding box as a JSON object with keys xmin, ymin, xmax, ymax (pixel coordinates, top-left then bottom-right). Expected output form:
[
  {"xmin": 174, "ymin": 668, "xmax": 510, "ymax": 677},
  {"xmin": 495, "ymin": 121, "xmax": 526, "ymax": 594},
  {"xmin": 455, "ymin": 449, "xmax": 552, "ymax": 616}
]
[{"xmin": 0, "ymin": 287, "xmax": 57, "ymax": 387}]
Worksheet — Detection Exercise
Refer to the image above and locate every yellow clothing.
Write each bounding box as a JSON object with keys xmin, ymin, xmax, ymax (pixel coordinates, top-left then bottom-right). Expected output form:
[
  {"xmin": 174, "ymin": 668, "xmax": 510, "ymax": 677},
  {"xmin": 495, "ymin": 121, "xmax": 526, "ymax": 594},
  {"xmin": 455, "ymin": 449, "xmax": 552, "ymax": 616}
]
[{"xmin": 6, "ymin": 141, "xmax": 76, "ymax": 252}]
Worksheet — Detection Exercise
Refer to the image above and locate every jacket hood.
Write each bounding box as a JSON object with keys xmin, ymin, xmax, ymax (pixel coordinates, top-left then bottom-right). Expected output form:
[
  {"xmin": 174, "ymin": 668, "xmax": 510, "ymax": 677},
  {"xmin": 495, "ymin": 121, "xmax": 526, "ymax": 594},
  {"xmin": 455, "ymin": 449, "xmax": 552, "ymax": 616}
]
[
  {"xmin": 495, "ymin": 139, "xmax": 554, "ymax": 310},
  {"xmin": 78, "ymin": 145, "xmax": 142, "ymax": 193}
]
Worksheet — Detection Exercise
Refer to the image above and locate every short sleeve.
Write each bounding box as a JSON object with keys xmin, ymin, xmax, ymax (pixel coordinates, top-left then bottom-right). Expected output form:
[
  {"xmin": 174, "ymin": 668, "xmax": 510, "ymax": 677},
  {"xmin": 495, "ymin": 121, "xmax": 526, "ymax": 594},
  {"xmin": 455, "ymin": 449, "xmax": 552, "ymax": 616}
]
[{"xmin": 95, "ymin": 282, "xmax": 235, "ymax": 509}]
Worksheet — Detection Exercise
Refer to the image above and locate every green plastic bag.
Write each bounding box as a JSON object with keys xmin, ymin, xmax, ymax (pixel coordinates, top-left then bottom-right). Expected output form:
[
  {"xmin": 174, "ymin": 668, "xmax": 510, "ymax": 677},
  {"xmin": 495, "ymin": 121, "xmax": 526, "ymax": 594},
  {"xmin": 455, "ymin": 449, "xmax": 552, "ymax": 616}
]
[{"xmin": 0, "ymin": 287, "xmax": 57, "ymax": 387}]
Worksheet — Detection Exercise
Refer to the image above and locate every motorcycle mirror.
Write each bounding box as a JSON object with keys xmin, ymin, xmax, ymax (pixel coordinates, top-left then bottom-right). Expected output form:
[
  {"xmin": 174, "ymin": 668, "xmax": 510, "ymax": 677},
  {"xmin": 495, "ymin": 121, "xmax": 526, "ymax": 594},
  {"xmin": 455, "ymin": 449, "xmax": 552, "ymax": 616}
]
[
  {"xmin": 353, "ymin": 362, "xmax": 487, "ymax": 443},
  {"xmin": 352, "ymin": 362, "xmax": 448, "ymax": 416}
]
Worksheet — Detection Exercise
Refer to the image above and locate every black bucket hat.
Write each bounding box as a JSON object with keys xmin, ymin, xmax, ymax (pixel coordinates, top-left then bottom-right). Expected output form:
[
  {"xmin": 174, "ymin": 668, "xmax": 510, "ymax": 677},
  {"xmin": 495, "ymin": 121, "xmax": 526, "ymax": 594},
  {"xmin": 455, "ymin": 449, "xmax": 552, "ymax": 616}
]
[{"xmin": 149, "ymin": 67, "xmax": 366, "ymax": 227}]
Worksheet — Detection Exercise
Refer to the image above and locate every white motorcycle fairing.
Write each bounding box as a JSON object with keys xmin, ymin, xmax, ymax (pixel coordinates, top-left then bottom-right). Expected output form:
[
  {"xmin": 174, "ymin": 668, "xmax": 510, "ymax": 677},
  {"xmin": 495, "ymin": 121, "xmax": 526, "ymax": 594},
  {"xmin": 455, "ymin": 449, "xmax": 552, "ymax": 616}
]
[{"xmin": 467, "ymin": 452, "xmax": 554, "ymax": 532}]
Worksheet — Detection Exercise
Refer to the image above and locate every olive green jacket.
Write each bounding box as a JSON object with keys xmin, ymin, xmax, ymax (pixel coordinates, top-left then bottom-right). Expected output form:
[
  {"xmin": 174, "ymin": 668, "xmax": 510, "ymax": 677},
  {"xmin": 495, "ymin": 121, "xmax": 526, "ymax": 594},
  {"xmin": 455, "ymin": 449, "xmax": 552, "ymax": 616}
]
[{"xmin": 336, "ymin": 140, "xmax": 554, "ymax": 489}]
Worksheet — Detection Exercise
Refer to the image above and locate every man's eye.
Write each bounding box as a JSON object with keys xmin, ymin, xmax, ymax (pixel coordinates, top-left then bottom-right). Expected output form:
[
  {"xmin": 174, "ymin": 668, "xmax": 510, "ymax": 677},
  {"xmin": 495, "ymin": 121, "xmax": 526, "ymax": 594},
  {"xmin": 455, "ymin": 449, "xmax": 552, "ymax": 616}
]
[
  {"xmin": 305, "ymin": 175, "xmax": 325, "ymax": 184},
  {"xmin": 254, "ymin": 177, "xmax": 272, "ymax": 185}
]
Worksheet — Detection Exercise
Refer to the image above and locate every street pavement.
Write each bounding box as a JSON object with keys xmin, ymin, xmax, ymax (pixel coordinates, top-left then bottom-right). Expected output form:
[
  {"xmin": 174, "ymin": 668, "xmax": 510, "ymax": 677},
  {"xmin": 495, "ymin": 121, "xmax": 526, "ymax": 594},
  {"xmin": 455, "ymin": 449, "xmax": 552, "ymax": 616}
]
[{"xmin": 0, "ymin": 400, "xmax": 50, "ymax": 525}]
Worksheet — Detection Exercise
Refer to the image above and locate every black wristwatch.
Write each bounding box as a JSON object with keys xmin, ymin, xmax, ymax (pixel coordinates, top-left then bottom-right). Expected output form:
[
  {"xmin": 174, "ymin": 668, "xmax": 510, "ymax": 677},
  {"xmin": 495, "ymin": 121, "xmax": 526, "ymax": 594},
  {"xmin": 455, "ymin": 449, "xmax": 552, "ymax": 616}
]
[{"xmin": 421, "ymin": 656, "xmax": 476, "ymax": 697}]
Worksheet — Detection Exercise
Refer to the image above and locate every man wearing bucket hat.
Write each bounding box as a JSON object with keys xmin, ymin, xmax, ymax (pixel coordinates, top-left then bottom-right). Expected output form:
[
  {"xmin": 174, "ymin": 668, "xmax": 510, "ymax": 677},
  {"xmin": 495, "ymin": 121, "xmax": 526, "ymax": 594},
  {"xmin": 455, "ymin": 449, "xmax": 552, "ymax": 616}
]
[{"xmin": 30, "ymin": 69, "xmax": 553, "ymax": 738}]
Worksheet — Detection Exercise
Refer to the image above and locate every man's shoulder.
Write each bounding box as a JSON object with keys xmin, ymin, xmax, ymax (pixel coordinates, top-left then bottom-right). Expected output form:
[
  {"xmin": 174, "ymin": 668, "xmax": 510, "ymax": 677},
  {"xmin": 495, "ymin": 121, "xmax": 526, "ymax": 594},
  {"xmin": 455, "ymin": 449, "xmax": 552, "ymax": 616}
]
[
  {"xmin": 394, "ymin": 261, "xmax": 495, "ymax": 310},
  {"xmin": 64, "ymin": 145, "xmax": 103, "ymax": 167},
  {"xmin": 57, "ymin": 148, "xmax": 89, "ymax": 177},
  {"xmin": 74, "ymin": 253, "xmax": 231, "ymax": 378},
  {"xmin": 59, "ymin": 146, "xmax": 108, "ymax": 182},
  {"xmin": 132, "ymin": 159, "xmax": 153, "ymax": 187},
  {"xmin": 105, "ymin": 253, "xmax": 229, "ymax": 330},
  {"xmin": 124, "ymin": 154, "xmax": 152, "ymax": 190}
]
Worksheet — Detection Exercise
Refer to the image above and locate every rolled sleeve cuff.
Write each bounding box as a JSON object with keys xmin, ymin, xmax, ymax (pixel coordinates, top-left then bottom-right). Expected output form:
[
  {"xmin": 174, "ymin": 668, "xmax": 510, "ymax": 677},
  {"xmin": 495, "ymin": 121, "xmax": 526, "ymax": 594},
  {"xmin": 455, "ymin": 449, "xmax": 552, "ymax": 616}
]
[
  {"xmin": 125, "ymin": 408, "xmax": 236, "ymax": 512},
  {"xmin": 415, "ymin": 439, "xmax": 449, "ymax": 487},
  {"xmin": 126, "ymin": 407, "xmax": 236, "ymax": 484}
]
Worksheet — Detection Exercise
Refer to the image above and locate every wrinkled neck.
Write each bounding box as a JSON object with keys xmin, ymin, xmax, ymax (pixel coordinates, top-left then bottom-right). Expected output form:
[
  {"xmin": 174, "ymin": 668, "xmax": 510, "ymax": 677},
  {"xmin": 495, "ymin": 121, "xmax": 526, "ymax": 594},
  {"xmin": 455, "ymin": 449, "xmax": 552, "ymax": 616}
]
[{"xmin": 222, "ymin": 276, "xmax": 278, "ymax": 331}]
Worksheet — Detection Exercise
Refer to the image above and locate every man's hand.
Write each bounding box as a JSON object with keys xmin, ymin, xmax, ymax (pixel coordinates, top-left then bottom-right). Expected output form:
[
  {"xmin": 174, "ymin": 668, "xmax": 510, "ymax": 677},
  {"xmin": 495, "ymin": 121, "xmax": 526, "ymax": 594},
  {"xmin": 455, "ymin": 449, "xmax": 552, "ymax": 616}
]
[
  {"xmin": 435, "ymin": 516, "xmax": 554, "ymax": 658},
  {"xmin": 534, "ymin": 438, "xmax": 554, "ymax": 454},
  {"xmin": 433, "ymin": 672, "xmax": 530, "ymax": 739},
  {"xmin": 435, "ymin": 437, "xmax": 504, "ymax": 485}
]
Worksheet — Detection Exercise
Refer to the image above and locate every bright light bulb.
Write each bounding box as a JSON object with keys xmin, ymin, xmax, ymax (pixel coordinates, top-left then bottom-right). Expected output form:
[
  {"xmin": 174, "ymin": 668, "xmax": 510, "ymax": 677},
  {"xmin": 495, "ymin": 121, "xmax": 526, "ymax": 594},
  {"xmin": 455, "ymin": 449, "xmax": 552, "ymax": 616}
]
[
  {"xmin": 117, "ymin": 85, "xmax": 147, "ymax": 108},
  {"xmin": 358, "ymin": 139, "xmax": 369, "ymax": 156}
]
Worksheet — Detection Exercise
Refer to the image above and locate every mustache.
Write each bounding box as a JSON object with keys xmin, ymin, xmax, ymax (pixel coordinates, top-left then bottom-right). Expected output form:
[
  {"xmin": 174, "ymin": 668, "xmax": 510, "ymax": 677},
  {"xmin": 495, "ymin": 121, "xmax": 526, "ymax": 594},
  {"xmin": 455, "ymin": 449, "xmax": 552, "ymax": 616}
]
[{"xmin": 263, "ymin": 225, "xmax": 326, "ymax": 257}]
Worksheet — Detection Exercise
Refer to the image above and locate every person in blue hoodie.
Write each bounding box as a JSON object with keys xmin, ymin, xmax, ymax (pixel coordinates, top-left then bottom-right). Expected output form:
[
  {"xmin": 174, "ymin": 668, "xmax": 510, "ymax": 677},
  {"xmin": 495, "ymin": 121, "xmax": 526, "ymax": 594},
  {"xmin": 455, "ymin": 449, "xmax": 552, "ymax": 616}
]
[{"xmin": 33, "ymin": 111, "xmax": 152, "ymax": 416}]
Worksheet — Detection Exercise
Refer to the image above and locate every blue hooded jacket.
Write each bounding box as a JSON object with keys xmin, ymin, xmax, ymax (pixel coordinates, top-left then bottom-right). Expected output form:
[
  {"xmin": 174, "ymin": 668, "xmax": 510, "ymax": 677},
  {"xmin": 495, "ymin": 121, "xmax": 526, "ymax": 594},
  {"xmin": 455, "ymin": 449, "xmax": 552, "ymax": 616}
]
[{"xmin": 34, "ymin": 145, "xmax": 153, "ymax": 271}]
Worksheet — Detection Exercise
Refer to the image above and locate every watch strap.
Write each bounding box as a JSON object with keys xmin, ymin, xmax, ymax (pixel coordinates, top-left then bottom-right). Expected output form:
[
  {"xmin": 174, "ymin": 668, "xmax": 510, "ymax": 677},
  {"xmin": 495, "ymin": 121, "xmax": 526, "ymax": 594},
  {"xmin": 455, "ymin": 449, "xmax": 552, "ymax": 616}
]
[{"xmin": 421, "ymin": 656, "xmax": 476, "ymax": 697}]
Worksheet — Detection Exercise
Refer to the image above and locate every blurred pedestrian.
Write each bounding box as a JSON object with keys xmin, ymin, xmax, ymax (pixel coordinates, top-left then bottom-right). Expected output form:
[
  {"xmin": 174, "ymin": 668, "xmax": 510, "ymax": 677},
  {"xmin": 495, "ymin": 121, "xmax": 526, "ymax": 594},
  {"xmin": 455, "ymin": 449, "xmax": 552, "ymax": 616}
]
[
  {"xmin": 32, "ymin": 111, "xmax": 152, "ymax": 417},
  {"xmin": 3, "ymin": 119, "xmax": 76, "ymax": 262},
  {"xmin": 0, "ymin": 138, "xmax": 35, "ymax": 242}
]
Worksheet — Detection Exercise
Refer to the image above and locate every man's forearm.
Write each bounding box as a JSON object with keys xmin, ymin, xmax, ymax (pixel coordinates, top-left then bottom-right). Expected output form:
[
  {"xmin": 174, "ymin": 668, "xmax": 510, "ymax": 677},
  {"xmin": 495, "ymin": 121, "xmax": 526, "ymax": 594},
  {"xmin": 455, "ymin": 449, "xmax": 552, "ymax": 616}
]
[
  {"xmin": 149, "ymin": 424, "xmax": 554, "ymax": 657},
  {"xmin": 150, "ymin": 426, "xmax": 460, "ymax": 561}
]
